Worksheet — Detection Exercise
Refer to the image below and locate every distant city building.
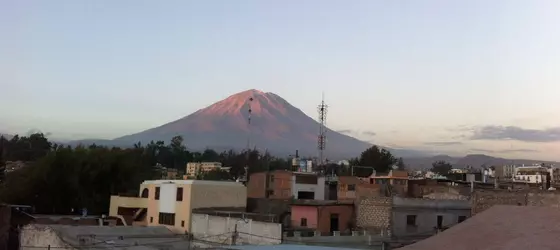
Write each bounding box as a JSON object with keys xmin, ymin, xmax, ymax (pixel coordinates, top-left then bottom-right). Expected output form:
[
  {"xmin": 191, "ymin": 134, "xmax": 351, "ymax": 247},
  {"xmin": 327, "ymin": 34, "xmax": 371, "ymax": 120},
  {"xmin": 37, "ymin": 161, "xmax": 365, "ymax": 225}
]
[
  {"xmin": 185, "ymin": 162, "xmax": 224, "ymax": 177},
  {"xmin": 513, "ymin": 165, "xmax": 549, "ymax": 184},
  {"xmin": 494, "ymin": 165, "xmax": 515, "ymax": 179}
]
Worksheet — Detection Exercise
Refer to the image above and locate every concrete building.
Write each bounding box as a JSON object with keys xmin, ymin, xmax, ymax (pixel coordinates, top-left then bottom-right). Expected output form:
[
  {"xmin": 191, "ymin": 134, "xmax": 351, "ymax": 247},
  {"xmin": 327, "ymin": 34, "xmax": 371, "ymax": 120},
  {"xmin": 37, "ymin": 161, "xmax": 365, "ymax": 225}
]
[
  {"xmin": 185, "ymin": 162, "xmax": 224, "ymax": 177},
  {"xmin": 290, "ymin": 200, "xmax": 354, "ymax": 235},
  {"xmin": 494, "ymin": 165, "xmax": 515, "ymax": 179},
  {"xmin": 356, "ymin": 196, "xmax": 471, "ymax": 237},
  {"xmin": 513, "ymin": 165, "xmax": 549, "ymax": 184},
  {"xmin": 109, "ymin": 180, "xmax": 246, "ymax": 233},
  {"xmin": 399, "ymin": 205, "xmax": 560, "ymax": 250},
  {"xmin": 247, "ymin": 171, "xmax": 331, "ymax": 200}
]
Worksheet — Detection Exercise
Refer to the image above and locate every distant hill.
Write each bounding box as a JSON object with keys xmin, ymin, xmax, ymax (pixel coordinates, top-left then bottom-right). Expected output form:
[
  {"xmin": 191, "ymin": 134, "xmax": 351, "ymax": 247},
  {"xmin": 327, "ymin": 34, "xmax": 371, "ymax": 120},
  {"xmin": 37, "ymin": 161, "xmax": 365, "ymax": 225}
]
[
  {"xmin": 404, "ymin": 154, "xmax": 560, "ymax": 170},
  {"xmin": 69, "ymin": 89, "xmax": 429, "ymax": 159}
]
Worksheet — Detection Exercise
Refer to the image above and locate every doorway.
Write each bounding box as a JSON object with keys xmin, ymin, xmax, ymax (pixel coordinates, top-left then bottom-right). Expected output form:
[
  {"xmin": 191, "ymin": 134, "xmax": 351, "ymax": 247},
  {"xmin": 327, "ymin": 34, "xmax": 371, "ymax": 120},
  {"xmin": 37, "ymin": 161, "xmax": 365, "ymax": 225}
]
[{"xmin": 330, "ymin": 214, "xmax": 339, "ymax": 234}]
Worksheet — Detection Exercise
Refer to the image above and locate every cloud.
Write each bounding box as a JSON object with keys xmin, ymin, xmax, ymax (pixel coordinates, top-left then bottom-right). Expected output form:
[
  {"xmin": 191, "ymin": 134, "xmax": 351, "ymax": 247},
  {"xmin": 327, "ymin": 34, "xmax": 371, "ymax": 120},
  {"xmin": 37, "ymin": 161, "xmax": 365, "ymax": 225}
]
[
  {"xmin": 336, "ymin": 129, "xmax": 353, "ymax": 134},
  {"xmin": 469, "ymin": 148, "xmax": 539, "ymax": 153},
  {"xmin": 363, "ymin": 131, "xmax": 376, "ymax": 136},
  {"xmin": 470, "ymin": 126, "xmax": 560, "ymax": 142},
  {"xmin": 336, "ymin": 129, "xmax": 376, "ymax": 137},
  {"xmin": 424, "ymin": 141, "xmax": 463, "ymax": 146}
]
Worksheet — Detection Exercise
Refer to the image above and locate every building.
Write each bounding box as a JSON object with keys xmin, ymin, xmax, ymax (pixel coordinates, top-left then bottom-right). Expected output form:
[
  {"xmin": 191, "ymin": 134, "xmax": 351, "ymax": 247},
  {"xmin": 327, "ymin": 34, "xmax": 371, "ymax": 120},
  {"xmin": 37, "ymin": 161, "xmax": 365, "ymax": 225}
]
[
  {"xmin": 513, "ymin": 165, "xmax": 549, "ymax": 184},
  {"xmin": 19, "ymin": 224, "xmax": 199, "ymax": 250},
  {"xmin": 494, "ymin": 165, "xmax": 515, "ymax": 180},
  {"xmin": 399, "ymin": 205, "xmax": 560, "ymax": 250},
  {"xmin": 247, "ymin": 171, "xmax": 331, "ymax": 200},
  {"xmin": 185, "ymin": 162, "xmax": 224, "ymax": 177},
  {"xmin": 337, "ymin": 176, "xmax": 379, "ymax": 200},
  {"xmin": 365, "ymin": 170, "xmax": 409, "ymax": 197},
  {"xmin": 109, "ymin": 180, "xmax": 246, "ymax": 233},
  {"xmin": 356, "ymin": 196, "xmax": 471, "ymax": 237},
  {"xmin": 248, "ymin": 170, "xmax": 293, "ymax": 199},
  {"xmin": 290, "ymin": 200, "xmax": 354, "ymax": 235}
]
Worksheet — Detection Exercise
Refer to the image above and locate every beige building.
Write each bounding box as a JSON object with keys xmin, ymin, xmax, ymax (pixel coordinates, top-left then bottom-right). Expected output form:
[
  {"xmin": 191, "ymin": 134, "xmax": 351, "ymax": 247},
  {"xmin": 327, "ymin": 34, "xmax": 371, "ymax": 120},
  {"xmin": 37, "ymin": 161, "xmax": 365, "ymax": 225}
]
[
  {"xmin": 109, "ymin": 180, "xmax": 246, "ymax": 233},
  {"xmin": 185, "ymin": 162, "xmax": 224, "ymax": 177}
]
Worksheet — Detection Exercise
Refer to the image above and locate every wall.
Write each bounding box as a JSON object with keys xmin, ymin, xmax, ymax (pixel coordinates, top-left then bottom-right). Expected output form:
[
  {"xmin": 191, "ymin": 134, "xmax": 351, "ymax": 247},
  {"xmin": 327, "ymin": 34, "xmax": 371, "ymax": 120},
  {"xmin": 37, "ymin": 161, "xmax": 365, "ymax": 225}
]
[
  {"xmin": 471, "ymin": 190, "xmax": 560, "ymax": 215},
  {"xmin": 247, "ymin": 172, "xmax": 267, "ymax": 198},
  {"xmin": 291, "ymin": 206, "xmax": 318, "ymax": 229},
  {"xmin": 292, "ymin": 176, "xmax": 325, "ymax": 200},
  {"xmin": 317, "ymin": 205, "xmax": 354, "ymax": 234},
  {"xmin": 356, "ymin": 197, "xmax": 392, "ymax": 232},
  {"xmin": 391, "ymin": 197, "xmax": 471, "ymax": 237},
  {"xmin": 268, "ymin": 171, "xmax": 293, "ymax": 199},
  {"xmin": 189, "ymin": 181, "xmax": 247, "ymax": 232},
  {"xmin": 0, "ymin": 206, "xmax": 10, "ymax": 250},
  {"xmin": 20, "ymin": 225, "xmax": 72, "ymax": 250},
  {"xmin": 190, "ymin": 214, "xmax": 282, "ymax": 245}
]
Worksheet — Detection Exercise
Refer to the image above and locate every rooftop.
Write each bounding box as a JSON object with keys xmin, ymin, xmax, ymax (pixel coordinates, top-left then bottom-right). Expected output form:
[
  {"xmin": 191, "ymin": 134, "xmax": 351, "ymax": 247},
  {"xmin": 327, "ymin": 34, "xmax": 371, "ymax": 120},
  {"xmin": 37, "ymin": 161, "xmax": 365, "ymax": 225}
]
[
  {"xmin": 399, "ymin": 205, "xmax": 560, "ymax": 250},
  {"xmin": 291, "ymin": 200, "xmax": 354, "ymax": 206},
  {"xmin": 24, "ymin": 224, "xmax": 197, "ymax": 250},
  {"xmin": 142, "ymin": 179, "xmax": 244, "ymax": 186}
]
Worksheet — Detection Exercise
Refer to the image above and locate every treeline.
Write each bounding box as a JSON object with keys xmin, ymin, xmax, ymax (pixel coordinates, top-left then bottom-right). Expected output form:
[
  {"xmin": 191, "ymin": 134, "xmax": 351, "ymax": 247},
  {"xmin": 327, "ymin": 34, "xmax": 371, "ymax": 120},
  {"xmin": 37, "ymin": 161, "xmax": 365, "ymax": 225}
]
[
  {"xmin": 0, "ymin": 134, "xmax": 291, "ymax": 214},
  {"xmin": 0, "ymin": 133, "xmax": 401, "ymax": 215}
]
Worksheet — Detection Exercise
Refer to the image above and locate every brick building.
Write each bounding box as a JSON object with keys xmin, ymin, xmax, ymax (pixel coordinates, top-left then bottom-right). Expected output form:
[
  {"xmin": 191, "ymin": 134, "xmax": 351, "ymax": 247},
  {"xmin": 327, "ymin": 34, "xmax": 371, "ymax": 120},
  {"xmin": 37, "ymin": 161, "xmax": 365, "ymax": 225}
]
[
  {"xmin": 290, "ymin": 200, "xmax": 354, "ymax": 235},
  {"xmin": 337, "ymin": 176, "xmax": 380, "ymax": 200},
  {"xmin": 247, "ymin": 170, "xmax": 293, "ymax": 199}
]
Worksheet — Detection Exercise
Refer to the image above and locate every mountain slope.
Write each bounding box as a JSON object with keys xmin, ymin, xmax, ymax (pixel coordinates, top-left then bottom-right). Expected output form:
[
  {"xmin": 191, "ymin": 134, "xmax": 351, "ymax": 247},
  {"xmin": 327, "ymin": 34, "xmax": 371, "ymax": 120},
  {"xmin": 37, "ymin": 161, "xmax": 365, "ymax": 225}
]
[
  {"xmin": 113, "ymin": 89, "xmax": 372, "ymax": 158},
  {"xmin": 403, "ymin": 154, "xmax": 560, "ymax": 170}
]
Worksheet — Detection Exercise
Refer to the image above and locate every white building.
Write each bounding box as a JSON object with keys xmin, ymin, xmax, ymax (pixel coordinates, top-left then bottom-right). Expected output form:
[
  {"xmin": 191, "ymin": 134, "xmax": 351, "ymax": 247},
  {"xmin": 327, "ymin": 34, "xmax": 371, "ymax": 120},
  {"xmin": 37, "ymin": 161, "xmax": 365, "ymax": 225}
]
[{"xmin": 513, "ymin": 165, "xmax": 549, "ymax": 184}]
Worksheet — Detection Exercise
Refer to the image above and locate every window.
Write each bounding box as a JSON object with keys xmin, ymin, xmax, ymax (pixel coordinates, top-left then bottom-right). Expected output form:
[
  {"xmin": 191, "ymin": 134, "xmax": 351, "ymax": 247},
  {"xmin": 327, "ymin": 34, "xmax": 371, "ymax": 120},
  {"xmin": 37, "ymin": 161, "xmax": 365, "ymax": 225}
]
[
  {"xmin": 150, "ymin": 217, "xmax": 153, "ymax": 223},
  {"xmin": 266, "ymin": 190, "xmax": 274, "ymax": 196},
  {"xmin": 158, "ymin": 213, "xmax": 175, "ymax": 225},
  {"xmin": 437, "ymin": 215, "xmax": 443, "ymax": 229},
  {"xmin": 141, "ymin": 188, "xmax": 149, "ymax": 198},
  {"xmin": 348, "ymin": 184, "xmax": 356, "ymax": 191},
  {"xmin": 406, "ymin": 215, "xmax": 417, "ymax": 226},
  {"xmin": 458, "ymin": 216, "xmax": 467, "ymax": 223},
  {"xmin": 181, "ymin": 220, "xmax": 185, "ymax": 227},
  {"xmin": 155, "ymin": 187, "xmax": 160, "ymax": 200},
  {"xmin": 301, "ymin": 218, "xmax": 307, "ymax": 227},
  {"xmin": 176, "ymin": 187, "xmax": 183, "ymax": 201}
]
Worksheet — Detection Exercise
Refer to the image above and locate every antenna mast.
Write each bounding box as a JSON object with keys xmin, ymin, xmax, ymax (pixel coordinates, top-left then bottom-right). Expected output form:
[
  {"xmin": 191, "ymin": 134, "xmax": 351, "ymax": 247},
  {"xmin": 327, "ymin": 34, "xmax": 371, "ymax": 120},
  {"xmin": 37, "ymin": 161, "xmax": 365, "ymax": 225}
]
[
  {"xmin": 317, "ymin": 93, "xmax": 328, "ymax": 167},
  {"xmin": 243, "ymin": 97, "xmax": 254, "ymax": 182}
]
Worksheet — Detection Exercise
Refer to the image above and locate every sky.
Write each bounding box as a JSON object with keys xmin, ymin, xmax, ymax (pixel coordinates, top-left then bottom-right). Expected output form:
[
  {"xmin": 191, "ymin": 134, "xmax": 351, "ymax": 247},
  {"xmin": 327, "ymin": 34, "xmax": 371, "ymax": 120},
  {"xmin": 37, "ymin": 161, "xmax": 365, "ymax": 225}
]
[{"xmin": 1, "ymin": 0, "xmax": 559, "ymax": 161}]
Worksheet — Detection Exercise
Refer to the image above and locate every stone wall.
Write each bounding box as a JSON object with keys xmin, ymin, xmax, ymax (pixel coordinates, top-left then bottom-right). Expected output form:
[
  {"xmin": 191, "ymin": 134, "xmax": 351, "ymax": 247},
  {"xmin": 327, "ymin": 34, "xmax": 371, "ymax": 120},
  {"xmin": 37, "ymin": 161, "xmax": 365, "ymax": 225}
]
[
  {"xmin": 471, "ymin": 190, "xmax": 560, "ymax": 215},
  {"xmin": 356, "ymin": 197, "xmax": 392, "ymax": 232}
]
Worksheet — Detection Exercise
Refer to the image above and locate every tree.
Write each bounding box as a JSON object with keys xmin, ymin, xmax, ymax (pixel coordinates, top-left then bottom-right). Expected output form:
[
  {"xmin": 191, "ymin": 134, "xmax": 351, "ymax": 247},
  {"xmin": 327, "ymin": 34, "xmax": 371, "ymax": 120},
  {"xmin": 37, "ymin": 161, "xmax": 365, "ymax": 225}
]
[
  {"xmin": 431, "ymin": 161, "xmax": 452, "ymax": 175},
  {"xmin": 396, "ymin": 158, "xmax": 406, "ymax": 170},
  {"xmin": 354, "ymin": 145, "xmax": 397, "ymax": 174}
]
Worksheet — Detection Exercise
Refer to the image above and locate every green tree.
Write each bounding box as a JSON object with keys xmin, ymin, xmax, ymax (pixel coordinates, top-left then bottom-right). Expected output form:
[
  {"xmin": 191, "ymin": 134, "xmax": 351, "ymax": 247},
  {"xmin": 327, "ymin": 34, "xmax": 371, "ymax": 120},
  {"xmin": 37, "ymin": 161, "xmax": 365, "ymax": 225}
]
[
  {"xmin": 353, "ymin": 145, "xmax": 397, "ymax": 174},
  {"xmin": 431, "ymin": 161, "xmax": 453, "ymax": 175}
]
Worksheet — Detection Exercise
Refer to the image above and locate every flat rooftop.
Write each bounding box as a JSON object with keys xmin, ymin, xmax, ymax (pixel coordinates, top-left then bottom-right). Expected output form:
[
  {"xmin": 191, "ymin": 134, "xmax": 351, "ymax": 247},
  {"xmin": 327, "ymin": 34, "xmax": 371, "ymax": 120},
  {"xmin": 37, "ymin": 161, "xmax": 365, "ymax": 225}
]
[{"xmin": 141, "ymin": 180, "xmax": 244, "ymax": 186}]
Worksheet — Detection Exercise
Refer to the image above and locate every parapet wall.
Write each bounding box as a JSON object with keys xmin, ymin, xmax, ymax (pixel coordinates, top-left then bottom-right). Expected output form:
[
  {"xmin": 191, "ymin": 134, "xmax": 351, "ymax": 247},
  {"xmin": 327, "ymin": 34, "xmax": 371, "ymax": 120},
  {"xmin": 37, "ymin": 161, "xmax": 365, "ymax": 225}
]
[{"xmin": 471, "ymin": 190, "xmax": 560, "ymax": 215}]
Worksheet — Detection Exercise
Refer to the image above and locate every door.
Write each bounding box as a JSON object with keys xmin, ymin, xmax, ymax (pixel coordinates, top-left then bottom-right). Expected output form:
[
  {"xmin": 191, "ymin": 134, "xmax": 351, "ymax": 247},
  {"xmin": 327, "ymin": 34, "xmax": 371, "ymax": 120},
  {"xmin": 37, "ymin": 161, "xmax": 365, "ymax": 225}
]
[{"xmin": 330, "ymin": 214, "xmax": 339, "ymax": 234}]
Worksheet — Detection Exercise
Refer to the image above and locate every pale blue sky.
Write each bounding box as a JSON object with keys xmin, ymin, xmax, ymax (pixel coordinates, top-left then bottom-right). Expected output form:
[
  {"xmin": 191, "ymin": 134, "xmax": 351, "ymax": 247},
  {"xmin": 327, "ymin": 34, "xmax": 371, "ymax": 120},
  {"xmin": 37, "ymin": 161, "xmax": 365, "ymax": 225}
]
[{"xmin": 1, "ymin": 0, "xmax": 559, "ymax": 160}]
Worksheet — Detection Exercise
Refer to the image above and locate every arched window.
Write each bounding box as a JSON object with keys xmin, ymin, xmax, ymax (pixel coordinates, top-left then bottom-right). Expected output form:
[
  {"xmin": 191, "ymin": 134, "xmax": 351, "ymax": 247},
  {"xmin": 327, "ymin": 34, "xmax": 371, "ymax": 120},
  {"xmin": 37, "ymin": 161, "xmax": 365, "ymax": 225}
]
[{"xmin": 141, "ymin": 188, "xmax": 149, "ymax": 198}]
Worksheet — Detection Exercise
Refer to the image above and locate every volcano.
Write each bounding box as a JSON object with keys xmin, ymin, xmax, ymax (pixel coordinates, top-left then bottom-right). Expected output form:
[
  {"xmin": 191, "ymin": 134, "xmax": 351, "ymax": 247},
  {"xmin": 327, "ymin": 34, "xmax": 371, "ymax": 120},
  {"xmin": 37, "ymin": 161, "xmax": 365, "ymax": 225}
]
[{"xmin": 112, "ymin": 89, "xmax": 371, "ymax": 158}]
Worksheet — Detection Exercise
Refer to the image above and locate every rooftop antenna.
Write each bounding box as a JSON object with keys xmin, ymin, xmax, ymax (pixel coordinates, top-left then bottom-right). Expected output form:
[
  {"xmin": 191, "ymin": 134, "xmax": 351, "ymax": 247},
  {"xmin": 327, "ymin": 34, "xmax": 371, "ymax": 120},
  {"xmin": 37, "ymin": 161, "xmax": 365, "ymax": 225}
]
[
  {"xmin": 243, "ymin": 96, "xmax": 254, "ymax": 183},
  {"xmin": 318, "ymin": 92, "xmax": 328, "ymax": 167}
]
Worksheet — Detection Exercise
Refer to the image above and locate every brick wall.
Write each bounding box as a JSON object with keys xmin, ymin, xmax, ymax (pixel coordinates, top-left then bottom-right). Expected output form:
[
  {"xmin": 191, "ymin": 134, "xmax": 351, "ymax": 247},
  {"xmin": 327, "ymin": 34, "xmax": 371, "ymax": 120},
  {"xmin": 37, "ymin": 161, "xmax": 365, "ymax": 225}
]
[
  {"xmin": 356, "ymin": 196, "xmax": 392, "ymax": 232},
  {"xmin": 317, "ymin": 205, "xmax": 354, "ymax": 234},
  {"xmin": 247, "ymin": 172, "xmax": 266, "ymax": 198}
]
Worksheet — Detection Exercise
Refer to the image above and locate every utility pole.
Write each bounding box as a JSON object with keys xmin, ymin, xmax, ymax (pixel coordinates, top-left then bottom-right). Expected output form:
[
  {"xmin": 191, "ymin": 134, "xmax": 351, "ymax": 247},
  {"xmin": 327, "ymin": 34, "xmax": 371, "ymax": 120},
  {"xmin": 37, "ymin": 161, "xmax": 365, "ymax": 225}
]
[
  {"xmin": 317, "ymin": 93, "xmax": 328, "ymax": 167},
  {"xmin": 242, "ymin": 97, "xmax": 253, "ymax": 183}
]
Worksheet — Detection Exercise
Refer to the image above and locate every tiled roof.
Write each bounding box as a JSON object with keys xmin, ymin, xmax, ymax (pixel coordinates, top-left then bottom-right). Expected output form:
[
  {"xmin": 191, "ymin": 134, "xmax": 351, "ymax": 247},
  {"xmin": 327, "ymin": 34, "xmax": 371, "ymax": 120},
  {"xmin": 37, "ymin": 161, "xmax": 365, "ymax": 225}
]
[{"xmin": 399, "ymin": 205, "xmax": 560, "ymax": 250}]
